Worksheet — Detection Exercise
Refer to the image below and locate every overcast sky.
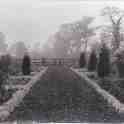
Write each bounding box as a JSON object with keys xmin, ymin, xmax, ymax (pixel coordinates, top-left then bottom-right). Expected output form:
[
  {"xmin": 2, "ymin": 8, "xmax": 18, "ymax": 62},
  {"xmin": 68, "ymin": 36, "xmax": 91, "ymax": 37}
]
[{"xmin": 0, "ymin": 0, "xmax": 124, "ymax": 48}]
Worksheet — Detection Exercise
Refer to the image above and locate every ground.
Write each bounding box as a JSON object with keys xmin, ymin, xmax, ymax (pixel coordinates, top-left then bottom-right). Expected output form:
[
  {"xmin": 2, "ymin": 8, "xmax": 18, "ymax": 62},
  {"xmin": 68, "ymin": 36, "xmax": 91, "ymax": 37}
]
[{"xmin": 6, "ymin": 66, "xmax": 124, "ymax": 122}]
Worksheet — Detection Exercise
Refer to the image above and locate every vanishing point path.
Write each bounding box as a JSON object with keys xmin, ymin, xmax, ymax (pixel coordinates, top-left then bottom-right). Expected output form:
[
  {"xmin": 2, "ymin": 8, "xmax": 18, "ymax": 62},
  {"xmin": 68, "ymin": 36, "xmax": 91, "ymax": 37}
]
[{"xmin": 7, "ymin": 66, "xmax": 124, "ymax": 122}]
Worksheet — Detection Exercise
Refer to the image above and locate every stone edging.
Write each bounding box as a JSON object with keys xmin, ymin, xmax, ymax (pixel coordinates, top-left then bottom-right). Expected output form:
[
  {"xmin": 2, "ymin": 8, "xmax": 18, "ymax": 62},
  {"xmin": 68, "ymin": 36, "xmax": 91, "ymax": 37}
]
[
  {"xmin": 0, "ymin": 67, "xmax": 48, "ymax": 121},
  {"xmin": 71, "ymin": 67, "xmax": 124, "ymax": 114}
]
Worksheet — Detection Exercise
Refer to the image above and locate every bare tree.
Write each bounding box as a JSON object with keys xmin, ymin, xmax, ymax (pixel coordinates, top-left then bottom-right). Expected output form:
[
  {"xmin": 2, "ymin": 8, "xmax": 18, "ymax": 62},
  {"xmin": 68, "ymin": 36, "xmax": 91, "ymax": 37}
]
[
  {"xmin": 100, "ymin": 26, "xmax": 113, "ymax": 49},
  {"xmin": 53, "ymin": 32, "xmax": 70, "ymax": 58},
  {"xmin": 70, "ymin": 16, "xmax": 95, "ymax": 52},
  {"xmin": 101, "ymin": 6, "xmax": 124, "ymax": 51},
  {"xmin": 52, "ymin": 16, "xmax": 95, "ymax": 58}
]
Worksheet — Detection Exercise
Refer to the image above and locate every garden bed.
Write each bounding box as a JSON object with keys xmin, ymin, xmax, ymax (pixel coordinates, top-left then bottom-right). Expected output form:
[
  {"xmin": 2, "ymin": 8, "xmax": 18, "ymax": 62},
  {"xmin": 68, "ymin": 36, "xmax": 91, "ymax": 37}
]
[
  {"xmin": 71, "ymin": 68, "xmax": 124, "ymax": 113},
  {"xmin": 78, "ymin": 68, "xmax": 124, "ymax": 104},
  {"xmin": 0, "ymin": 88, "xmax": 16, "ymax": 106},
  {"xmin": 95, "ymin": 78, "xmax": 124, "ymax": 104},
  {"xmin": 0, "ymin": 76, "xmax": 31, "ymax": 106},
  {"xmin": 8, "ymin": 76, "xmax": 31, "ymax": 85},
  {"xmin": 0, "ymin": 70, "xmax": 40, "ymax": 106},
  {"xmin": 0, "ymin": 67, "xmax": 48, "ymax": 121}
]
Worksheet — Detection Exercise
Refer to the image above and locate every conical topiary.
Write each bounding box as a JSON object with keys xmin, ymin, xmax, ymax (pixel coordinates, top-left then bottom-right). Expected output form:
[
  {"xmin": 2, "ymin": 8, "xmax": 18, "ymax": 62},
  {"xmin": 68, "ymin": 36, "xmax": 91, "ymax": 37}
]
[
  {"xmin": 79, "ymin": 52, "xmax": 86, "ymax": 68},
  {"xmin": 114, "ymin": 49, "xmax": 124, "ymax": 77},
  {"xmin": 97, "ymin": 44, "xmax": 110, "ymax": 78},
  {"xmin": 88, "ymin": 50, "xmax": 97, "ymax": 71},
  {"xmin": 22, "ymin": 54, "xmax": 31, "ymax": 75},
  {"xmin": 0, "ymin": 54, "xmax": 11, "ymax": 96}
]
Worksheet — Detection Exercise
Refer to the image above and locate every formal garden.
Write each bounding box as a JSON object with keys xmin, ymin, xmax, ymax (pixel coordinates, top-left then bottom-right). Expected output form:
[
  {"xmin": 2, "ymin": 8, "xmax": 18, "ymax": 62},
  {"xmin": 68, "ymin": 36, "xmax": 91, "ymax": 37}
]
[
  {"xmin": 72, "ymin": 42, "xmax": 124, "ymax": 113},
  {"xmin": 0, "ymin": 53, "xmax": 47, "ymax": 120}
]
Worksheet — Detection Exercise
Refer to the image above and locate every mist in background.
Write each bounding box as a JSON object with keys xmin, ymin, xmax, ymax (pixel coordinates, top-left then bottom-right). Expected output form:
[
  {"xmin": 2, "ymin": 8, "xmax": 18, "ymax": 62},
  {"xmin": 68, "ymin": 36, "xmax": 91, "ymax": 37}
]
[{"xmin": 0, "ymin": 1, "xmax": 124, "ymax": 58}]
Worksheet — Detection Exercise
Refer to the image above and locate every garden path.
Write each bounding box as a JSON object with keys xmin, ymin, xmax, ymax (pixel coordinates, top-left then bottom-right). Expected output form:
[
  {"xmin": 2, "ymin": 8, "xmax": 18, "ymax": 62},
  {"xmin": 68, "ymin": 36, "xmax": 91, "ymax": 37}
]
[{"xmin": 7, "ymin": 66, "xmax": 123, "ymax": 122}]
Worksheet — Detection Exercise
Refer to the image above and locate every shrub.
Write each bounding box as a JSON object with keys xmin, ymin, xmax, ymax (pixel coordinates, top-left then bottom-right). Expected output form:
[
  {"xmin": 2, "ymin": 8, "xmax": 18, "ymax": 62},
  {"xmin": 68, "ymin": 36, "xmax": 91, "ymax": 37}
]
[
  {"xmin": 0, "ymin": 70, "xmax": 7, "ymax": 89},
  {"xmin": 22, "ymin": 54, "xmax": 31, "ymax": 75},
  {"xmin": 0, "ymin": 54, "xmax": 11, "ymax": 80},
  {"xmin": 116, "ymin": 58, "xmax": 124, "ymax": 77},
  {"xmin": 88, "ymin": 50, "xmax": 97, "ymax": 71},
  {"xmin": 0, "ymin": 54, "xmax": 11, "ymax": 73},
  {"xmin": 79, "ymin": 52, "xmax": 86, "ymax": 68},
  {"xmin": 97, "ymin": 44, "xmax": 110, "ymax": 78},
  {"xmin": 114, "ymin": 48, "xmax": 124, "ymax": 77},
  {"xmin": 0, "ymin": 54, "xmax": 12, "ymax": 99}
]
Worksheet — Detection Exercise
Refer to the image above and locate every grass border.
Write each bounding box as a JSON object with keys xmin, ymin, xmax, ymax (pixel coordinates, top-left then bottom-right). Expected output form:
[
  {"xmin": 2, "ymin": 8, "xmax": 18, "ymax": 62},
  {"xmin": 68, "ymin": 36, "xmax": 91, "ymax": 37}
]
[
  {"xmin": 0, "ymin": 67, "xmax": 48, "ymax": 121},
  {"xmin": 71, "ymin": 67, "xmax": 124, "ymax": 114}
]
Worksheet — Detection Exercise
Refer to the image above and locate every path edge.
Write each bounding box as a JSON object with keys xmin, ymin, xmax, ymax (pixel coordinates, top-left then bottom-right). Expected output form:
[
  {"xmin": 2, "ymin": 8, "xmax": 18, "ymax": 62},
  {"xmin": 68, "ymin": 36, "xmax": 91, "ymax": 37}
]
[
  {"xmin": 0, "ymin": 67, "xmax": 48, "ymax": 121},
  {"xmin": 70, "ymin": 67, "xmax": 124, "ymax": 114}
]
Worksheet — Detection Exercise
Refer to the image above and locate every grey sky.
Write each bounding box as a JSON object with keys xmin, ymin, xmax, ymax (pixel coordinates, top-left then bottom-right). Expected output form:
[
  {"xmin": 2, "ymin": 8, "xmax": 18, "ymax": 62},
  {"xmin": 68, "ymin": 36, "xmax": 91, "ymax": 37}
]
[{"xmin": 0, "ymin": 0, "xmax": 124, "ymax": 47}]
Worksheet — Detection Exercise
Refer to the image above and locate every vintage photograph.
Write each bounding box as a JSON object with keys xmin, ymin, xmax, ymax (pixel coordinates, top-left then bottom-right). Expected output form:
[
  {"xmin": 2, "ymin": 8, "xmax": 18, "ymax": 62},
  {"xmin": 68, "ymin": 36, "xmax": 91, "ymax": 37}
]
[{"xmin": 0, "ymin": 0, "xmax": 124, "ymax": 123}]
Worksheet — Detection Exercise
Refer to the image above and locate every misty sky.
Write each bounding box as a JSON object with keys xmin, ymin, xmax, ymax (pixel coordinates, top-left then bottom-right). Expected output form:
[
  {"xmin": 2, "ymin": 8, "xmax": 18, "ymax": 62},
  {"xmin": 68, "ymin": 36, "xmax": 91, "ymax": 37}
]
[{"xmin": 0, "ymin": 0, "xmax": 124, "ymax": 48}]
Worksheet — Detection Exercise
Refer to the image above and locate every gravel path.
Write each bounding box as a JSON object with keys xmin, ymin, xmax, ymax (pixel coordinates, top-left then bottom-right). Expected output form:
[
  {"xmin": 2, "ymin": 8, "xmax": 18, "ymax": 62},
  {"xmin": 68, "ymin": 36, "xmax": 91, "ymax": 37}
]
[{"xmin": 7, "ymin": 66, "xmax": 124, "ymax": 122}]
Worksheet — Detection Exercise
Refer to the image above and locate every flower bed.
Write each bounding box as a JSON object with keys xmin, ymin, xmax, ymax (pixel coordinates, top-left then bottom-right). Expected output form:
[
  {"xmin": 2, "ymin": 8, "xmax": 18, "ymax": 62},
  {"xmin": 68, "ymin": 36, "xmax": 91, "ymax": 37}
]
[
  {"xmin": 0, "ymin": 88, "xmax": 16, "ymax": 106},
  {"xmin": 0, "ymin": 68, "xmax": 42, "ymax": 106},
  {"xmin": 0, "ymin": 67, "xmax": 48, "ymax": 121},
  {"xmin": 0, "ymin": 55, "xmax": 47, "ymax": 105},
  {"xmin": 71, "ymin": 67, "xmax": 124, "ymax": 113},
  {"xmin": 78, "ymin": 68, "xmax": 124, "ymax": 104},
  {"xmin": 8, "ymin": 76, "xmax": 31, "ymax": 85},
  {"xmin": 0, "ymin": 77, "xmax": 30, "ymax": 106},
  {"xmin": 96, "ymin": 78, "xmax": 124, "ymax": 104}
]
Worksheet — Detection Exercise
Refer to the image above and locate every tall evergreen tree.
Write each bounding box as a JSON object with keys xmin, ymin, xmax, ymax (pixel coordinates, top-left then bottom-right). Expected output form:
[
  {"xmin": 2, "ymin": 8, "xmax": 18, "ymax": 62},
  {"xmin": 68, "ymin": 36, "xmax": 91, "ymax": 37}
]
[
  {"xmin": 22, "ymin": 54, "xmax": 31, "ymax": 75},
  {"xmin": 97, "ymin": 44, "xmax": 110, "ymax": 78},
  {"xmin": 79, "ymin": 52, "xmax": 86, "ymax": 68},
  {"xmin": 114, "ymin": 49, "xmax": 124, "ymax": 77},
  {"xmin": 88, "ymin": 50, "xmax": 97, "ymax": 71},
  {"xmin": 0, "ymin": 54, "xmax": 11, "ymax": 96},
  {"xmin": 0, "ymin": 54, "xmax": 11, "ymax": 73}
]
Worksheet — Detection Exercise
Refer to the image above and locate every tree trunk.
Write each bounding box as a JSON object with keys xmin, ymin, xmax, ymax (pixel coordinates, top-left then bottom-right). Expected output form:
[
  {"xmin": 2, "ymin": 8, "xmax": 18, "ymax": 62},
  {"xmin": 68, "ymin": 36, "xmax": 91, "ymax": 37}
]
[
  {"xmin": 112, "ymin": 24, "xmax": 120, "ymax": 51},
  {"xmin": 84, "ymin": 39, "xmax": 88, "ymax": 52}
]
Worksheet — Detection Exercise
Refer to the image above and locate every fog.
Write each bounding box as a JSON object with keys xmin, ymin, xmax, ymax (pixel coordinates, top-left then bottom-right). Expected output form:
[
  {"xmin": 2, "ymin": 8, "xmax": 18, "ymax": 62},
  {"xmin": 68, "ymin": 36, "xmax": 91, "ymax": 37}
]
[
  {"xmin": 0, "ymin": 1, "xmax": 124, "ymax": 58},
  {"xmin": 0, "ymin": 1, "xmax": 123, "ymax": 46}
]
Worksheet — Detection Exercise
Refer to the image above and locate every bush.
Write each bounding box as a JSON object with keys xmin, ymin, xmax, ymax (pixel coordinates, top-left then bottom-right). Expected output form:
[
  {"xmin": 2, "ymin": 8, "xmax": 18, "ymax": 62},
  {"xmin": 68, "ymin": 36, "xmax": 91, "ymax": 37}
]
[
  {"xmin": 22, "ymin": 54, "xmax": 31, "ymax": 75},
  {"xmin": 116, "ymin": 60, "xmax": 124, "ymax": 77},
  {"xmin": 79, "ymin": 52, "xmax": 86, "ymax": 68},
  {"xmin": 114, "ymin": 48, "xmax": 124, "ymax": 77},
  {"xmin": 0, "ymin": 70, "xmax": 7, "ymax": 89},
  {"xmin": 0, "ymin": 54, "xmax": 12, "ymax": 101},
  {"xmin": 97, "ymin": 44, "xmax": 110, "ymax": 78},
  {"xmin": 0, "ymin": 54, "xmax": 11, "ymax": 82},
  {"xmin": 88, "ymin": 50, "xmax": 97, "ymax": 71},
  {"xmin": 0, "ymin": 54, "xmax": 11, "ymax": 73}
]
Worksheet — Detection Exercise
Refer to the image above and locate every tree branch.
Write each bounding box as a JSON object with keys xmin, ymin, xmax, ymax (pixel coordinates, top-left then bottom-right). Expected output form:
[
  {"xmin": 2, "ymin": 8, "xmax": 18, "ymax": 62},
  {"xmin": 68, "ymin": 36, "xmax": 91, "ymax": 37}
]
[
  {"xmin": 117, "ymin": 15, "xmax": 124, "ymax": 25},
  {"xmin": 110, "ymin": 15, "xmax": 116, "ymax": 25}
]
